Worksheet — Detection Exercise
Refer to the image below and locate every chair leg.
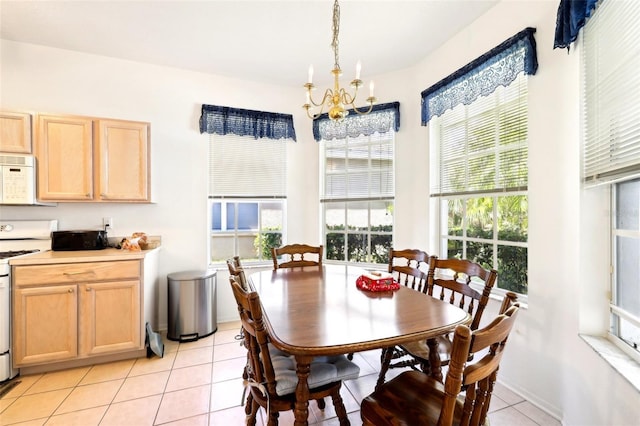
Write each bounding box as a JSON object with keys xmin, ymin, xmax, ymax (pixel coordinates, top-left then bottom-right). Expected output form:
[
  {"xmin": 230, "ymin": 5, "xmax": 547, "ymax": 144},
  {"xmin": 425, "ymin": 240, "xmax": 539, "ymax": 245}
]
[
  {"xmin": 418, "ymin": 358, "xmax": 431, "ymax": 377},
  {"xmin": 479, "ymin": 369, "xmax": 498, "ymax": 424},
  {"xmin": 246, "ymin": 397, "xmax": 259, "ymax": 426},
  {"xmin": 316, "ymin": 398, "xmax": 326, "ymax": 409},
  {"xmin": 376, "ymin": 347, "xmax": 394, "ymax": 390},
  {"xmin": 267, "ymin": 409, "xmax": 279, "ymax": 426},
  {"xmin": 330, "ymin": 388, "xmax": 351, "ymax": 426}
]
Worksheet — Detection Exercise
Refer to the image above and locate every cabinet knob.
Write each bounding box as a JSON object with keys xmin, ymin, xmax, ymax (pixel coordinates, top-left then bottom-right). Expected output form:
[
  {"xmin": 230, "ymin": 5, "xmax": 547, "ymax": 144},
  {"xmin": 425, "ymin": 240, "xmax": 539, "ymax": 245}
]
[
  {"xmin": 86, "ymin": 287, "xmax": 92, "ymax": 291},
  {"xmin": 68, "ymin": 288, "xmax": 74, "ymax": 293}
]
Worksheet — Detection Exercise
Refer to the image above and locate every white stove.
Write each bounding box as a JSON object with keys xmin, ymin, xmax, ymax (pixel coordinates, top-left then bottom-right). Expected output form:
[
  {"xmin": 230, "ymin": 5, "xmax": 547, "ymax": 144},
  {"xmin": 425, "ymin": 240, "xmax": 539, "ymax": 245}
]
[{"xmin": 0, "ymin": 220, "xmax": 58, "ymax": 382}]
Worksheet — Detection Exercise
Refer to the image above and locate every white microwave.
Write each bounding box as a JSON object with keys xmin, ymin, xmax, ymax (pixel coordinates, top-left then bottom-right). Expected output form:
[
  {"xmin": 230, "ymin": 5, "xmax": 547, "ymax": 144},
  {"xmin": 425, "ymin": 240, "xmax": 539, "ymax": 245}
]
[{"xmin": 0, "ymin": 154, "xmax": 36, "ymax": 205}]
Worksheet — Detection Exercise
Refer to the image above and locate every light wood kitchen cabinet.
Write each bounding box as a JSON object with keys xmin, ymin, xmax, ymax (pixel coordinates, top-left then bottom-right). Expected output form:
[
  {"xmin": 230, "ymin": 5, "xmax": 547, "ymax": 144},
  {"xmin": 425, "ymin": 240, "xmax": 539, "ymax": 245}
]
[
  {"xmin": 80, "ymin": 280, "xmax": 141, "ymax": 356},
  {"xmin": 0, "ymin": 111, "xmax": 32, "ymax": 153},
  {"xmin": 12, "ymin": 260, "xmax": 143, "ymax": 368},
  {"xmin": 95, "ymin": 119, "xmax": 149, "ymax": 201},
  {"xmin": 36, "ymin": 114, "xmax": 94, "ymax": 200},
  {"xmin": 35, "ymin": 114, "xmax": 150, "ymax": 202},
  {"xmin": 13, "ymin": 284, "xmax": 78, "ymax": 366}
]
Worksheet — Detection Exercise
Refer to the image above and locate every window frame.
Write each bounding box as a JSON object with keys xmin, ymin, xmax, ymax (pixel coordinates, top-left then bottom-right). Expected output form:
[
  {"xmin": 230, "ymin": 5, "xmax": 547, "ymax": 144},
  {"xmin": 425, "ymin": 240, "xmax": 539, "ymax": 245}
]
[{"xmin": 608, "ymin": 180, "xmax": 640, "ymax": 363}]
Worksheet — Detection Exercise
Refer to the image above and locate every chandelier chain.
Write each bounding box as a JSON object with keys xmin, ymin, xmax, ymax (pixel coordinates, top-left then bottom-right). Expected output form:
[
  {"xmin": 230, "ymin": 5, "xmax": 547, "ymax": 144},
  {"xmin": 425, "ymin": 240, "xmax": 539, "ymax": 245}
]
[{"xmin": 331, "ymin": 0, "xmax": 340, "ymax": 70}]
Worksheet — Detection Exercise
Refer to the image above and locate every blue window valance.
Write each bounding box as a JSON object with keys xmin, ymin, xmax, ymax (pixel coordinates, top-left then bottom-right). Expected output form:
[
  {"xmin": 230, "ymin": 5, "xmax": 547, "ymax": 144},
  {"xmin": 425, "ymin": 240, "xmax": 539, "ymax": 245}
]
[
  {"xmin": 421, "ymin": 27, "xmax": 537, "ymax": 125},
  {"xmin": 554, "ymin": 0, "xmax": 601, "ymax": 50},
  {"xmin": 313, "ymin": 102, "xmax": 400, "ymax": 142},
  {"xmin": 200, "ymin": 104, "xmax": 297, "ymax": 141}
]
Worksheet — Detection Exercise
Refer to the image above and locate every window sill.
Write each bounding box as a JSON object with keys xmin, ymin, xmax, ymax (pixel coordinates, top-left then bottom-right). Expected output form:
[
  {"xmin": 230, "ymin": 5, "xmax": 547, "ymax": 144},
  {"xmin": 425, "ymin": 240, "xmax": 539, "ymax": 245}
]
[{"xmin": 580, "ymin": 334, "xmax": 640, "ymax": 392}]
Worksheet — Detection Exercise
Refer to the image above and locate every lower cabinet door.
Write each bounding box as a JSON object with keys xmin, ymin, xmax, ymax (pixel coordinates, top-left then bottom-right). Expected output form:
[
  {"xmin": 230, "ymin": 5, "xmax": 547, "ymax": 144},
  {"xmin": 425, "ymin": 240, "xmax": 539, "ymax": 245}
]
[
  {"xmin": 13, "ymin": 285, "xmax": 78, "ymax": 366},
  {"xmin": 79, "ymin": 280, "xmax": 142, "ymax": 356}
]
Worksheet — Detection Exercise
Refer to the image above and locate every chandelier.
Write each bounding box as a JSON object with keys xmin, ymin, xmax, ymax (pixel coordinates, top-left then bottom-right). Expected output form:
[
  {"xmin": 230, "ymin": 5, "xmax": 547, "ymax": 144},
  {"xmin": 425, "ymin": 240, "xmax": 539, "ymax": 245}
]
[{"xmin": 303, "ymin": 0, "xmax": 376, "ymax": 121}]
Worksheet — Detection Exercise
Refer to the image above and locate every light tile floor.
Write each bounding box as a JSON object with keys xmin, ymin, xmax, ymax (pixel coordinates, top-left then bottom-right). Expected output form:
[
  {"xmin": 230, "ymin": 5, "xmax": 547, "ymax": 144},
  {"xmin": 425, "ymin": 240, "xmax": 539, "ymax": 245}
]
[{"xmin": 0, "ymin": 321, "xmax": 560, "ymax": 425}]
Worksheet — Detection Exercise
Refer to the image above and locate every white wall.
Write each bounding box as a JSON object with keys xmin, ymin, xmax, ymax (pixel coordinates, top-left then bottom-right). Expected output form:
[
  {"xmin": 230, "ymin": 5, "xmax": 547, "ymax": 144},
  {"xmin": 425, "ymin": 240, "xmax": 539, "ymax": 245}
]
[
  {"xmin": 0, "ymin": 40, "xmax": 319, "ymax": 331},
  {"xmin": 2, "ymin": 1, "xmax": 640, "ymax": 424}
]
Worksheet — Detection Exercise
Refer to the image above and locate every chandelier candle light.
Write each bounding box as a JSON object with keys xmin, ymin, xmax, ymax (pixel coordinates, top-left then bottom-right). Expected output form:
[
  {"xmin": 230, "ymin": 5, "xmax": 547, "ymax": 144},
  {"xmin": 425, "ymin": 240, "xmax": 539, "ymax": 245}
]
[{"xmin": 303, "ymin": 0, "xmax": 377, "ymax": 121}]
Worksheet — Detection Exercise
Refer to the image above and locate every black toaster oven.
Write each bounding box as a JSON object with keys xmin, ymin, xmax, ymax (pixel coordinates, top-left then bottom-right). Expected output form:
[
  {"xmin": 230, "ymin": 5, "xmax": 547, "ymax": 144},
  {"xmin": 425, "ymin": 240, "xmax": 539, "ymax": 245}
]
[{"xmin": 52, "ymin": 230, "xmax": 109, "ymax": 251}]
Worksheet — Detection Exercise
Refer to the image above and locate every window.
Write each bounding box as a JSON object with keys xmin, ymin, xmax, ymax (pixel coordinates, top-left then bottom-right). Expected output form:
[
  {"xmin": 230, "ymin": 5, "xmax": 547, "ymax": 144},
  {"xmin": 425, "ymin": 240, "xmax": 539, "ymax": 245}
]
[
  {"xmin": 582, "ymin": 0, "xmax": 640, "ymax": 360},
  {"xmin": 319, "ymin": 105, "xmax": 397, "ymax": 264},
  {"xmin": 424, "ymin": 29, "xmax": 536, "ymax": 296},
  {"xmin": 431, "ymin": 76, "xmax": 529, "ymax": 295},
  {"xmin": 209, "ymin": 199, "xmax": 284, "ymax": 262},
  {"xmin": 322, "ymin": 135, "xmax": 394, "ymax": 264},
  {"xmin": 208, "ymin": 134, "xmax": 287, "ymax": 263}
]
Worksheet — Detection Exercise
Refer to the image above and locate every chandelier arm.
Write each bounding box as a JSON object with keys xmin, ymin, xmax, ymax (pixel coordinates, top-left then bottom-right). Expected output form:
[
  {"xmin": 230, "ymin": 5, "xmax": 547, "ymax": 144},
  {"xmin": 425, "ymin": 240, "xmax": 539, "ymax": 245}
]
[
  {"xmin": 351, "ymin": 101, "xmax": 377, "ymax": 115},
  {"xmin": 305, "ymin": 106, "xmax": 327, "ymax": 120},
  {"xmin": 341, "ymin": 88, "xmax": 358, "ymax": 106},
  {"xmin": 304, "ymin": 97, "xmax": 330, "ymax": 118},
  {"xmin": 307, "ymin": 89, "xmax": 335, "ymax": 108}
]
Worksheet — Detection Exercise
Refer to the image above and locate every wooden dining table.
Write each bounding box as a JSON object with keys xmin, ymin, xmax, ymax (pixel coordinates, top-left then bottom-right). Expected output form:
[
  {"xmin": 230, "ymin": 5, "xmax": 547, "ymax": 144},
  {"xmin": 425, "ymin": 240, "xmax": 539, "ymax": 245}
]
[{"xmin": 249, "ymin": 264, "xmax": 471, "ymax": 426}]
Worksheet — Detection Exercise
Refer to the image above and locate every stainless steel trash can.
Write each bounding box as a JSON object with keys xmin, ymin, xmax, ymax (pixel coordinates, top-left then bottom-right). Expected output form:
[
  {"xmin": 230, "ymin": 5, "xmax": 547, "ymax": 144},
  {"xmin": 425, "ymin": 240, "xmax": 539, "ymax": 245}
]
[{"xmin": 167, "ymin": 270, "xmax": 217, "ymax": 342}]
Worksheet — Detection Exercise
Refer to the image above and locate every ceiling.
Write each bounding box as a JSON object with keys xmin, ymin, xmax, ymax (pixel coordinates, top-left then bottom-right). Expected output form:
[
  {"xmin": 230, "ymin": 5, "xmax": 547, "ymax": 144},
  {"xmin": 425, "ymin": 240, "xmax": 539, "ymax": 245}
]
[{"xmin": 0, "ymin": 0, "xmax": 498, "ymax": 88}]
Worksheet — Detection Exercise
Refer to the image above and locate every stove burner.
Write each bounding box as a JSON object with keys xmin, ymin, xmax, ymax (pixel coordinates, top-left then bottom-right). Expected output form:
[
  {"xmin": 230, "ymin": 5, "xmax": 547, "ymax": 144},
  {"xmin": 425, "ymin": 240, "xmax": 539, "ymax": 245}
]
[{"xmin": 0, "ymin": 249, "xmax": 40, "ymax": 260}]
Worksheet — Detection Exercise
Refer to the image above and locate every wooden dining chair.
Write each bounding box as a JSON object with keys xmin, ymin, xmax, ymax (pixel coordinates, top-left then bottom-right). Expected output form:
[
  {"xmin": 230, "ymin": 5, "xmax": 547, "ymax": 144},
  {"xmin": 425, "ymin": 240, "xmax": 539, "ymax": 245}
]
[
  {"xmin": 229, "ymin": 275, "xmax": 359, "ymax": 425},
  {"xmin": 387, "ymin": 248, "xmax": 430, "ymax": 292},
  {"xmin": 271, "ymin": 243, "xmax": 323, "ymax": 270},
  {"xmin": 376, "ymin": 256, "xmax": 497, "ymax": 388},
  {"xmin": 361, "ymin": 303, "xmax": 520, "ymax": 426},
  {"xmin": 375, "ymin": 248, "xmax": 430, "ymax": 377}
]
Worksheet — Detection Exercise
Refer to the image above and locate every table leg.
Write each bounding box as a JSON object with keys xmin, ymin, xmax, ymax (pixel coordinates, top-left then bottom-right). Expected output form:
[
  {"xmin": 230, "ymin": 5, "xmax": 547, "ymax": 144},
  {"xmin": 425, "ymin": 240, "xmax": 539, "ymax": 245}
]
[
  {"xmin": 293, "ymin": 355, "xmax": 313, "ymax": 426},
  {"xmin": 427, "ymin": 337, "xmax": 443, "ymax": 382},
  {"xmin": 376, "ymin": 347, "xmax": 394, "ymax": 391}
]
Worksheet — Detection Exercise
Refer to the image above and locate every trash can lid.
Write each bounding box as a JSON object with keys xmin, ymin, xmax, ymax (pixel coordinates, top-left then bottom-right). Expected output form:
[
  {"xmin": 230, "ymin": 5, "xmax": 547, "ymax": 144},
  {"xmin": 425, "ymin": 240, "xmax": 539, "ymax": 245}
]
[{"xmin": 167, "ymin": 270, "xmax": 216, "ymax": 280}]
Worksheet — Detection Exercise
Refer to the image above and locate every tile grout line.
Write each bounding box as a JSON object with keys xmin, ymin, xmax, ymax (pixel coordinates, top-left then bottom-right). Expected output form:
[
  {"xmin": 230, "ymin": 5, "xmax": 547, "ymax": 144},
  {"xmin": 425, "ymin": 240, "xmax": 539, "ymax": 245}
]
[
  {"xmin": 97, "ymin": 361, "xmax": 135, "ymax": 424},
  {"xmin": 150, "ymin": 345, "xmax": 178, "ymax": 426},
  {"xmin": 50, "ymin": 365, "xmax": 94, "ymax": 422}
]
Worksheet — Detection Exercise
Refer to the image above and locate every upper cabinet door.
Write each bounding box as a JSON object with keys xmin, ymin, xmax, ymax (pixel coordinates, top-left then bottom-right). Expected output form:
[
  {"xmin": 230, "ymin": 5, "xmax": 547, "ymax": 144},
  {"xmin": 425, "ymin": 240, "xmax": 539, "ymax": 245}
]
[
  {"xmin": 95, "ymin": 119, "xmax": 150, "ymax": 202},
  {"xmin": 0, "ymin": 111, "xmax": 32, "ymax": 154},
  {"xmin": 36, "ymin": 114, "xmax": 94, "ymax": 201}
]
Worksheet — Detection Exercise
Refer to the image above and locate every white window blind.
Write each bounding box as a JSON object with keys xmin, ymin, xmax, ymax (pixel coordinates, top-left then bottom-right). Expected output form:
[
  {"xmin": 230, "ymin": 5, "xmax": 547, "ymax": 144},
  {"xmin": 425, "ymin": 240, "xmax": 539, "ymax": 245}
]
[
  {"xmin": 582, "ymin": 0, "xmax": 640, "ymax": 187},
  {"xmin": 209, "ymin": 134, "xmax": 287, "ymax": 197},
  {"xmin": 432, "ymin": 74, "xmax": 528, "ymax": 196},
  {"xmin": 322, "ymin": 131, "xmax": 394, "ymax": 201}
]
